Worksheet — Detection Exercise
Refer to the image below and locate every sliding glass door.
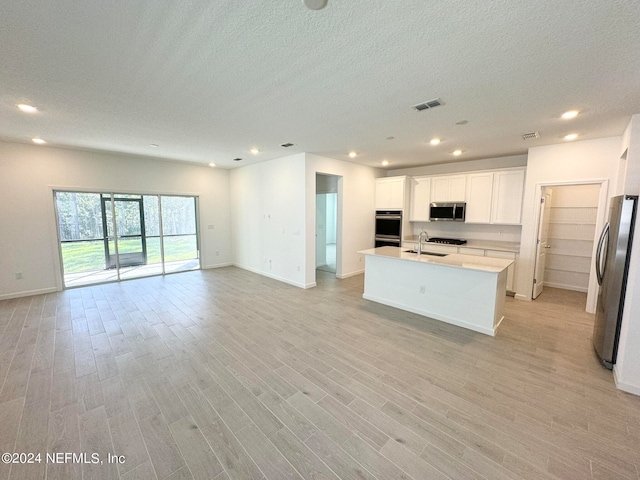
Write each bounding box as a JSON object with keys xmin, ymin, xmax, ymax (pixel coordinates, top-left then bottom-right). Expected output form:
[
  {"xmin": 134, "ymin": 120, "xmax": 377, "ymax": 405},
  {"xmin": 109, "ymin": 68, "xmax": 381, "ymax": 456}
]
[{"xmin": 55, "ymin": 191, "xmax": 200, "ymax": 288}]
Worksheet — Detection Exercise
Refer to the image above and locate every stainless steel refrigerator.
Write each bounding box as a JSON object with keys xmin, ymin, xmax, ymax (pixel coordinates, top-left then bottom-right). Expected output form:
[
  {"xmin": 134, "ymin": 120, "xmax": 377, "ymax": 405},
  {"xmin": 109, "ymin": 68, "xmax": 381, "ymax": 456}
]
[{"xmin": 593, "ymin": 194, "xmax": 638, "ymax": 369}]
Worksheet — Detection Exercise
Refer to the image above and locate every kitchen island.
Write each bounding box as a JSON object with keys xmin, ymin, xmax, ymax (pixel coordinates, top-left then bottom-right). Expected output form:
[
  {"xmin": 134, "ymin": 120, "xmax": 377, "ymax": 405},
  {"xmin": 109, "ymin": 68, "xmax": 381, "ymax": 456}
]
[{"xmin": 358, "ymin": 246, "xmax": 513, "ymax": 336}]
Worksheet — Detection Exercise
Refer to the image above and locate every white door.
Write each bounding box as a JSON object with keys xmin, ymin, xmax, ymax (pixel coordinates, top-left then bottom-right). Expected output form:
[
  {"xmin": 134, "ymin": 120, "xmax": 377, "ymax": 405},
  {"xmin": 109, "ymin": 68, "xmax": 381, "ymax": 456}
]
[{"xmin": 533, "ymin": 188, "xmax": 553, "ymax": 298}]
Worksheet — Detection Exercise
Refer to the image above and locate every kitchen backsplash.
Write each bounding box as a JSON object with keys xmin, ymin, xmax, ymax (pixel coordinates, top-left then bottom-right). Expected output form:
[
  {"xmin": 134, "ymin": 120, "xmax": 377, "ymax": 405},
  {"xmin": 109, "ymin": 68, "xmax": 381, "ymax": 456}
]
[{"xmin": 410, "ymin": 222, "xmax": 522, "ymax": 243}]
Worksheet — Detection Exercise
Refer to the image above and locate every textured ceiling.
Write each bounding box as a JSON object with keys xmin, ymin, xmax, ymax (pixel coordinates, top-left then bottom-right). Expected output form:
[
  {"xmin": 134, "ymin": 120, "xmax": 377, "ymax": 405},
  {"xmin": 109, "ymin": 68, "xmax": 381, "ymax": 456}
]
[{"xmin": 1, "ymin": 1, "xmax": 639, "ymax": 169}]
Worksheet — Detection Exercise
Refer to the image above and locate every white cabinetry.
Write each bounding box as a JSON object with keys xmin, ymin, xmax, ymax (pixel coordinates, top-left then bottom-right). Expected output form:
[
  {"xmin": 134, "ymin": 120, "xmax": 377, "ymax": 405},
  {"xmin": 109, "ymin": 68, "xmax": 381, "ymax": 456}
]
[
  {"xmin": 375, "ymin": 176, "xmax": 407, "ymax": 210},
  {"xmin": 465, "ymin": 172, "xmax": 494, "ymax": 223},
  {"xmin": 430, "ymin": 175, "xmax": 466, "ymax": 202},
  {"xmin": 409, "ymin": 177, "xmax": 431, "ymax": 221},
  {"xmin": 491, "ymin": 169, "xmax": 525, "ymax": 224}
]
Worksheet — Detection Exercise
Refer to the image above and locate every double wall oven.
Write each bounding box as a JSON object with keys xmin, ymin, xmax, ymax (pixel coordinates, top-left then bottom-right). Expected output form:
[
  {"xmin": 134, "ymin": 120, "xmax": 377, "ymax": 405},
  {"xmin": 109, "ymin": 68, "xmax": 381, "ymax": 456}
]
[{"xmin": 375, "ymin": 210, "xmax": 402, "ymax": 247}]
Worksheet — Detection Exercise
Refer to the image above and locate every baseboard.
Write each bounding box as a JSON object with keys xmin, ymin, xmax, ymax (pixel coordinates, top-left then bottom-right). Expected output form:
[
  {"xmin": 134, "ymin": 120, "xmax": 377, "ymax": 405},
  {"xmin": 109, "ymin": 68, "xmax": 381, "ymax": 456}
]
[
  {"xmin": 336, "ymin": 269, "xmax": 364, "ymax": 279},
  {"xmin": 233, "ymin": 264, "xmax": 307, "ymax": 289},
  {"xmin": 201, "ymin": 262, "xmax": 233, "ymax": 269},
  {"xmin": 0, "ymin": 286, "xmax": 59, "ymax": 301},
  {"xmin": 544, "ymin": 282, "xmax": 588, "ymax": 293},
  {"xmin": 614, "ymin": 367, "xmax": 640, "ymax": 396}
]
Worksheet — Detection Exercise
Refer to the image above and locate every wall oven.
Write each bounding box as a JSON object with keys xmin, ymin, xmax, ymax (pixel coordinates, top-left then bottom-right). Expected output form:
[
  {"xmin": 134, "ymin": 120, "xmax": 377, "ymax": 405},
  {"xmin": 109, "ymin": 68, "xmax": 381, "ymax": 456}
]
[{"xmin": 375, "ymin": 210, "xmax": 402, "ymax": 247}]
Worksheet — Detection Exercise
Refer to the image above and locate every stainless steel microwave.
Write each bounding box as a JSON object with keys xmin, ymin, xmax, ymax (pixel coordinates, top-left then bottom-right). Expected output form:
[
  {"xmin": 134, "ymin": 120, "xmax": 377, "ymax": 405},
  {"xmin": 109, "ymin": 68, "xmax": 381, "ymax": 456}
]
[{"xmin": 429, "ymin": 202, "xmax": 466, "ymax": 221}]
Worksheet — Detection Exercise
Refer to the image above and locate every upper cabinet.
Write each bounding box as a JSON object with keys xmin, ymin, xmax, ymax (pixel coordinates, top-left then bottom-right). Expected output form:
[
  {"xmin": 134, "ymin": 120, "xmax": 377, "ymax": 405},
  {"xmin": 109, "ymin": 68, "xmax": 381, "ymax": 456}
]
[
  {"xmin": 375, "ymin": 176, "xmax": 407, "ymax": 210},
  {"xmin": 465, "ymin": 172, "xmax": 494, "ymax": 223},
  {"xmin": 406, "ymin": 167, "xmax": 526, "ymax": 224},
  {"xmin": 409, "ymin": 177, "xmax": 431, "ymax": 221},
  {"xmin": 491, "ymin": 169, "xmax": 526, "ymax": 224},
  {"xmin": 430, "ymin": 175, "xmax": 466, "ymax": 202}
]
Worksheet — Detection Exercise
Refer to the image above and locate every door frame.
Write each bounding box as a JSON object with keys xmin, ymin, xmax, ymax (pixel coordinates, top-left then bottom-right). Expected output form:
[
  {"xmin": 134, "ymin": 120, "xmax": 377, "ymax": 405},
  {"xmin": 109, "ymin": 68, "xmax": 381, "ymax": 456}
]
[
  {"xmin": 101, "ymin": 196, "xmax": 148, "ymax": 269},
  {"xmin": 314, "ymin": 173, "xmax": 343, "ymax": 281},
  {"xmin": 530, "ymin": 179, "xmax": 609, "ymax": 313}
]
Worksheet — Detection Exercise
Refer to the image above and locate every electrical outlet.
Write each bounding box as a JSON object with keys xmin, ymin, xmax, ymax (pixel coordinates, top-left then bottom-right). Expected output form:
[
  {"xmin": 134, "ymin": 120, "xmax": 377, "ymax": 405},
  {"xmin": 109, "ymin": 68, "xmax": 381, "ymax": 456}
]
[
  {"xmin": 216, "ymin": 251, "xmax": 219, "ymax": 256},
  {"xmin": 419, "ymin": 285, "xmax": 425, "ymax": 294},
  {"xmin": 297, "ymin": 265, "xmax": 300, "ymax": 272},
  {"xmin": 15, "ymin": 272, "xmax": 23, "ymax": 280},
  {"xmin": 208, "ymin": 224, "xmax": 214, "ymax": 230}
]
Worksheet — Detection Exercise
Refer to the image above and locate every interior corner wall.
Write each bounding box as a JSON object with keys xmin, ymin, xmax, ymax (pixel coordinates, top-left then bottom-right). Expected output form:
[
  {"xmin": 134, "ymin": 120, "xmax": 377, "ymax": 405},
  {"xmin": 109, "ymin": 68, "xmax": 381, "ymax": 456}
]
[
  {"xmin": 614, "ymin": 114, "xmax": 640, "ymax": 395},
  {"xmin": 516, "ymin": 137, "xmax": 621, "ymax": 303},
  {"xmin": 230, "ymin": 153, "xmax": 308, "ymax": 288},
  {"xmin": 0, "ymin": 140, "xmax": 231, "ymax": 300},
  {"xmin": 305, "ymin": 154, "xmax": 379, "ymax": 286}
]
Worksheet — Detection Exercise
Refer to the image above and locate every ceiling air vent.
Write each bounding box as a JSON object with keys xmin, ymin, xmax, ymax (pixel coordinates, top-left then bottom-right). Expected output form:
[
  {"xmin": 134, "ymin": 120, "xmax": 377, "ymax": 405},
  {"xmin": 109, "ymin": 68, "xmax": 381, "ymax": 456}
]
[
  {"xmin": 521, "ymin": 131, "xmax": 541, "ymax": 140},
  {"xmin": 233, "ymin": 157, "xmax": 242, "ymax": 162},
  {"xmin": 412, "ymin": 98, "xmax": 443, "ymax": 111},
  {"xmin": 281, "ymin": 143, "xmax": 294, "ymax": 148}
]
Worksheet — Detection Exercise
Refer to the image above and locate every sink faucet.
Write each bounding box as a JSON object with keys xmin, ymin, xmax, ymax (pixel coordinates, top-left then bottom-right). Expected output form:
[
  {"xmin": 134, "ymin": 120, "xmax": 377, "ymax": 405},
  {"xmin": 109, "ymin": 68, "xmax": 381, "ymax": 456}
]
[{"xmin": 417, "ymin": 230, "xmax": 429, "ymax": 255}]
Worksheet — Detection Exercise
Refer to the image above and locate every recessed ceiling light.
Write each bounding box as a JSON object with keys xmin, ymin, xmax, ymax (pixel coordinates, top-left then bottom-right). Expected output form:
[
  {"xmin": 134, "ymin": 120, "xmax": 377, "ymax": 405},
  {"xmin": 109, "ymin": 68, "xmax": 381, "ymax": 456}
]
[
  {"xmin": 208, "ymin": 162, "xmax": 216, "ymax": 167},
  {"xmin": 303, "ymin": 0, "xmax": 328, "ymax": 10},
  {"xmin": 348, "ymin": 151, "xmax": 357, "ymax": 158},
  {"xmin": 561, "ymin": 110, "xmax": 579, "ymax": 120},
  {"xmin": 430, "ymin": 138, "xmax": 441, "ymax": 145},
  {"xmin": 150, "ymin": 144, "xmax": 159, "ymax": 148},
  {"xmin": 281, "ymin": 143, "xmax": 294, "ymax": 148},
  {"xmin": 381, "ymin": 160, "xmax": 389, "ymax": 167},
  {"xmin": 17, "ymin": 104, "xmax": 38, "ymax": 113},
  {"xmin": 250, "ymin": 148, "xmax": 260, "ymax": 154},
  {"xmin": 233, "ymin": 158, "xmax": 242, "ymax": 162},
  {"xmin": 32, "ymin": 138, "xmax": 46, "ymax": 144},
  {"xmin": 564, "ymin": 133, "xmax": 578, "ymax": 141},
  {"xmin": 452, "ymin": 149, "xmax": 462, "ymax": 156}
]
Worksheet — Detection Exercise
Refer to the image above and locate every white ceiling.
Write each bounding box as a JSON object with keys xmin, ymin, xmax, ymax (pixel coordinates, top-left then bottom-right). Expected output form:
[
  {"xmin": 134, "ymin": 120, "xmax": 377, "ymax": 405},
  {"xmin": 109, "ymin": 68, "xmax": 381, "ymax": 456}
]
[{"xmin": 1, "ymin": 1, "xmax": 639, "ymax": 169}]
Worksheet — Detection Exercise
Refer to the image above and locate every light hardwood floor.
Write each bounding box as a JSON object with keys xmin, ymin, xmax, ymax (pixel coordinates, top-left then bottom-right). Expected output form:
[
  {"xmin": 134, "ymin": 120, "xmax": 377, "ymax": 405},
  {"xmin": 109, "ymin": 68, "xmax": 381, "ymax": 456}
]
[{"xmin": 1, "ymin": 267, "xmax": 639, "ymax": 480}]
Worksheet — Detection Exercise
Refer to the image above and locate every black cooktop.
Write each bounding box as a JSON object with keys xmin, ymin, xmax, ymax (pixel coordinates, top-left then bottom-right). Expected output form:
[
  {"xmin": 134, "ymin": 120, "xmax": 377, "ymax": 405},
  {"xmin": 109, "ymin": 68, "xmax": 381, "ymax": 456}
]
[{"xmin": 426, "ymin": 237, "xmax": 467, "ymax": 245}]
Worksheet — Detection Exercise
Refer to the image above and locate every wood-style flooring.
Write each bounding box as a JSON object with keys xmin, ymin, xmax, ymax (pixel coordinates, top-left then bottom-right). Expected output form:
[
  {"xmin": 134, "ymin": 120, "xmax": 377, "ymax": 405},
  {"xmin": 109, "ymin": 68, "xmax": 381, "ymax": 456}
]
[{"xmin": 1, "ymin": 267, "xmax": 639, "ymax": 480}]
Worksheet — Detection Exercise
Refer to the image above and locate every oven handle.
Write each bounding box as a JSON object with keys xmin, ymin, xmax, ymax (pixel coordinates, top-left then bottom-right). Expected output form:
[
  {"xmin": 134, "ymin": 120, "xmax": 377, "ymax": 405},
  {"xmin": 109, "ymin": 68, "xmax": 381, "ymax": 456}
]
[
  {"xmin": 376, "ymin": 215, "xmax": 402, "ymax": 220},
  {"xmin": 374, "ymin": 237, "xmax": 400, "ymax": 245}
]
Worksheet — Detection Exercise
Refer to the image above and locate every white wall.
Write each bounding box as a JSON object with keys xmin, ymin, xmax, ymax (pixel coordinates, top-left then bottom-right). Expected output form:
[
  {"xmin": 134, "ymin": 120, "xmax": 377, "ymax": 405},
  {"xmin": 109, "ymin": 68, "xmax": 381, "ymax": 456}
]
[
  {"xmin": 614, "ymin": 114, "xmax": 640, "ymax": 395},
  {"xmin": 316, "ymin": 195, "xmax": 327, "ymax": 267},
  {"xmin": 230, "ymin": 153, "xmax": 308, "ymax": 287},
  {"xmin": 0, "ymin": 140, "xmax": 231, "ymax": 299},
  {"xmin": 305, "ymin": 154, "xmax": 380, "ymax": 284},
  {"xmin": 517, "ymin": 137, "xmax": 621, "ymax": 305},
  {"xmin": 326, "ymin": 193, "xmax": 337, "ymax": 244}
]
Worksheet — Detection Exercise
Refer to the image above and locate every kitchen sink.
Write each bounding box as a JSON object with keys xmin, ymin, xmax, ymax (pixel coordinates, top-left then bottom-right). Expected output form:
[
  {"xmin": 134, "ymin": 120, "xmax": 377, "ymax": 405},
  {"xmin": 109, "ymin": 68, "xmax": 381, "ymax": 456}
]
[{"xmin": 404, "ymin": 250, "xmax": 448, "ymax": 257}]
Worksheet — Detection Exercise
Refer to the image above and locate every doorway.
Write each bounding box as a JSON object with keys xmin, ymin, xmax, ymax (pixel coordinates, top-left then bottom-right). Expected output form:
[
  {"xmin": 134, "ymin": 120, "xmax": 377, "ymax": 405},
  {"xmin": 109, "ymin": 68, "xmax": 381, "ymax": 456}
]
[
  {"xmin": 315, "ymin": 174, "xmax": 341, "ymax": 277},
  {"xmin": 54, "ymin": 191, "xmax": 200, "ymax": 288},
  {"xmin": 532, "ymin": 181, "xmax": 607, "ymax": 312}
]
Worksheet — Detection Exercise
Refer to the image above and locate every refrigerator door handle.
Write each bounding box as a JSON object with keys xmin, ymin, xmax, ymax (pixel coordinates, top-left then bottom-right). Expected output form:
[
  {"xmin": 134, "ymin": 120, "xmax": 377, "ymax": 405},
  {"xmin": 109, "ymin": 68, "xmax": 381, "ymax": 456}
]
[{"xmin": 595, "ymin": 222, "xmax": 610, "ymax": 285}]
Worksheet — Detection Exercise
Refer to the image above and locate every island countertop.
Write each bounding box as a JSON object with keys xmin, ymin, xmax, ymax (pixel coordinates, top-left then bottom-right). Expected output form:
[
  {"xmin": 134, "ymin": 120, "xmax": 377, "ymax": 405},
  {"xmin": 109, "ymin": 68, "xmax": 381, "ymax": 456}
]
[{"xmin": 358, "ymin": 246, "xmax": 513, "ymax": 273}]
